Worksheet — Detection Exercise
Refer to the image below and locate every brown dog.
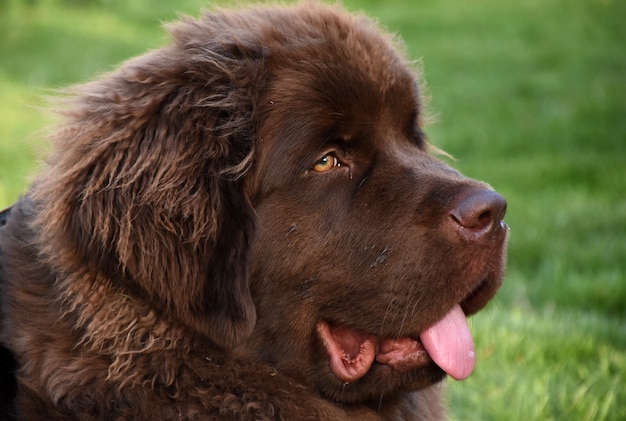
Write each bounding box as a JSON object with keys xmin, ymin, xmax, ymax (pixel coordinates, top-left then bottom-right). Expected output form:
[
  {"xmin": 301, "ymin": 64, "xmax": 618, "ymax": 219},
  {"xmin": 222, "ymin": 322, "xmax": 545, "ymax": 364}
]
[{"xmin": 0, "ymin": 2, "xmax": 508, "ymax": 420}]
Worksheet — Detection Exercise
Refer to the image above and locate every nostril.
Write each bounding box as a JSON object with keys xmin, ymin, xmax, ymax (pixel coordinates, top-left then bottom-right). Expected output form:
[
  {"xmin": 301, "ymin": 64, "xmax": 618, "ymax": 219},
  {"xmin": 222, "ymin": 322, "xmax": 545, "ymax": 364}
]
[{"xmin": 450, "ymin": 189, "xmax": 507, "ymax": 238}]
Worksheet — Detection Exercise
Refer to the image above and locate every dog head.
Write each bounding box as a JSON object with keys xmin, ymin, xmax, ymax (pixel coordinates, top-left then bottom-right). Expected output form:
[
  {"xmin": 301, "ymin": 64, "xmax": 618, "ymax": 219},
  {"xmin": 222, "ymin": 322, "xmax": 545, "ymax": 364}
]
[{"xmin": 30, "ymin": 3, "xmax": 507, "ymax": 403}]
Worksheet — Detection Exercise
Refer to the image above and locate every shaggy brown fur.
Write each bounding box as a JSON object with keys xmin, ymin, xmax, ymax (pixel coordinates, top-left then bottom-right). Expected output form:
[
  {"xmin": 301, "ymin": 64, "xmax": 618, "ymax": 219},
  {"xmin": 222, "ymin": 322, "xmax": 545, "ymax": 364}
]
[{"xmin": 0, "ymin": 2, "xmax": 508, "ymax": 420}]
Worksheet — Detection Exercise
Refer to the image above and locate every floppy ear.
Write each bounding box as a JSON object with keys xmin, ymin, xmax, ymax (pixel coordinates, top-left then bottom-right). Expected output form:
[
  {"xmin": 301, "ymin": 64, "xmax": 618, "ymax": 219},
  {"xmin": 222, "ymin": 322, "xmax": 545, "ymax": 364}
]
[{"xmin": 31, "ymin": 14, "xmax": 268, "ymax": 349}]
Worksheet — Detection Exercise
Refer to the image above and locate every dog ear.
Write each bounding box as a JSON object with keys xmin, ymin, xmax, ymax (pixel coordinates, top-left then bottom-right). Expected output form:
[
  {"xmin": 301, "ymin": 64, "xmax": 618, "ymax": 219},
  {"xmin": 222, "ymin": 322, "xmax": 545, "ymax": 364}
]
[{"xmin": 31, "ymin": 15, "xmax": 268, "ymax": 349}]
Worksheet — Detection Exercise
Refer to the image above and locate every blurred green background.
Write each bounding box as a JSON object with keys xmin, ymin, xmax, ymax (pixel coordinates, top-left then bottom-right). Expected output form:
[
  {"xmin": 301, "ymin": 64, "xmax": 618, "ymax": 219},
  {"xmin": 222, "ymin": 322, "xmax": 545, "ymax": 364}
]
[{"xmin": 1, "ymin": 0, "xmax": 624, "ymax": 419}]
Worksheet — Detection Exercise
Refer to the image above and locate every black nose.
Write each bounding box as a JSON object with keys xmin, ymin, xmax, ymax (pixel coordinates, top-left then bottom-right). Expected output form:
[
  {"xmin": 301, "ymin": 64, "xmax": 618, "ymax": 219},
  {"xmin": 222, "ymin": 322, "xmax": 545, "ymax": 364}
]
[{"xmin": 450, "ymin": 189, "xmax": 507, "ymax": 240}]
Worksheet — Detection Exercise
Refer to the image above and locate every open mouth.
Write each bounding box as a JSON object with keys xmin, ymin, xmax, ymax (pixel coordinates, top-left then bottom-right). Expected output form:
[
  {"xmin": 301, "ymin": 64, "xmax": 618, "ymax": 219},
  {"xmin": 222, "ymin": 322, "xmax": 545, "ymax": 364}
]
[{"xmin": 317, "ymin": 302, "xmax": 479, "ymax": 384}]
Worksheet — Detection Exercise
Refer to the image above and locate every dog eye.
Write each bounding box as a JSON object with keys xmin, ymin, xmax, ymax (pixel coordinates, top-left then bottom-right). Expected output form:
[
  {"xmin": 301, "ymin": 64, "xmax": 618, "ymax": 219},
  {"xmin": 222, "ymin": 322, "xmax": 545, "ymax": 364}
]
[{"xmin": 312, "ymin": 154, "xmax": 341, "ymax": 172}]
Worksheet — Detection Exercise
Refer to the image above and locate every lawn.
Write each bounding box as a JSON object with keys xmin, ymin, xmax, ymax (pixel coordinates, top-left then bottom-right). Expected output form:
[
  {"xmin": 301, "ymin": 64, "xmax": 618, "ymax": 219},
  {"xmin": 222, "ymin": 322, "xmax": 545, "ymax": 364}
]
[{"xmin": 1, "ymin": 0, "xmax": 624, "ymax": 419}]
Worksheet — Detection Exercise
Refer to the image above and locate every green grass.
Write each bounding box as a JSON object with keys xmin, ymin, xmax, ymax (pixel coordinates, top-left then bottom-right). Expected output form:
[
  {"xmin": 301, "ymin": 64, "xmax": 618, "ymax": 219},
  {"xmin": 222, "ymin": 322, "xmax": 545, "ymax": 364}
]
[{"xmin": 1, "ymin": 0, "xmax": 624, "ymax": 419}]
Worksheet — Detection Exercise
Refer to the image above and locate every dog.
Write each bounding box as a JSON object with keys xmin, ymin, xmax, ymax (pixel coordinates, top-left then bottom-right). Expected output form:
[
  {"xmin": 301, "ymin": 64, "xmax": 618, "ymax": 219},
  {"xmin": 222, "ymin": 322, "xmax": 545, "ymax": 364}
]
[{"xmin": 0, "ymin": 2, "xmax": 508, "ymax": 419}]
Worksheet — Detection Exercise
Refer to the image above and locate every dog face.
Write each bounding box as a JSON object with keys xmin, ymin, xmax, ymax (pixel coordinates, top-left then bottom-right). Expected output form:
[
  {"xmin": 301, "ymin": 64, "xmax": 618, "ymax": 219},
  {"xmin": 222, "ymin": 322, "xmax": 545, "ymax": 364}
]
[{"xmin": 240, "ymin": 6, "xmax": 508, "ymax": 403}]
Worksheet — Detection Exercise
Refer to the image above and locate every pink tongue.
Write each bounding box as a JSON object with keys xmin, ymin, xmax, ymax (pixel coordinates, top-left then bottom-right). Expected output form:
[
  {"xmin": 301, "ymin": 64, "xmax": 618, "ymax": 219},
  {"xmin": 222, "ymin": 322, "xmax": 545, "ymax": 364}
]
[{"xmin": 419, "ymin": 304, "xmax": 475, "ymax": 380}]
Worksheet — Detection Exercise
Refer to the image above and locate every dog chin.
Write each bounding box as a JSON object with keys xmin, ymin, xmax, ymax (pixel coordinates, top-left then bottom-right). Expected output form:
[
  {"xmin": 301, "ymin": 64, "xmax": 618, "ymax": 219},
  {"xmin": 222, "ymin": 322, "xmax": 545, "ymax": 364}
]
[{"xmin": 315, "ymin": 357, "xmax": 447, "ymax": 404}]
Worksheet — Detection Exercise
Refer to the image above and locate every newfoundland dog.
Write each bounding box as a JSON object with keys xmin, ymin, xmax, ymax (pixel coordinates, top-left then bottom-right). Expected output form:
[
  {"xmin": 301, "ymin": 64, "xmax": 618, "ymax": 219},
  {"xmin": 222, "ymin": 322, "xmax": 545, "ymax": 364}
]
[{"xmin": 0, "ymin": 2, "xmax": 508, "ymax": 420}]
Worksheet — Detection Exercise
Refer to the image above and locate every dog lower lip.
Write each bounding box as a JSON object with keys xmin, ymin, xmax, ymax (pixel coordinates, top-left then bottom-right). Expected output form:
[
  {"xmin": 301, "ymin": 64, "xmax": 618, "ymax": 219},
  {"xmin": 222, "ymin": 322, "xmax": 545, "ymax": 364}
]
[
  {"xmin": 375, "ymin": 337, "xmax": 432, "ymax": 371},
  {"xmin": 462, "ymin": 277, "xmax": 490, "ymax": 311}
]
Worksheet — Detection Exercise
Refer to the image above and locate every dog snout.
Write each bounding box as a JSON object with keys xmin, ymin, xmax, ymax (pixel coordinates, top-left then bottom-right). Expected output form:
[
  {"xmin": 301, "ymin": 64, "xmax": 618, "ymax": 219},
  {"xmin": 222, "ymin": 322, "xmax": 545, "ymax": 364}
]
[{"xmin": 449, "ymin": 189, "xmax": 507, "ymax": 241}]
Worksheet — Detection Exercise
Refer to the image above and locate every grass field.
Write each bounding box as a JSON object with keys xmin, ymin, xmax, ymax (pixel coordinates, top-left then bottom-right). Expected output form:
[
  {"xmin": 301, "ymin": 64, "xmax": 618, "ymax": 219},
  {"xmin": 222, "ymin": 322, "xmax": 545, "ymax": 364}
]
[{"xmin": 1, "ymin": 0, "xmax": 624, "ymax": 419}]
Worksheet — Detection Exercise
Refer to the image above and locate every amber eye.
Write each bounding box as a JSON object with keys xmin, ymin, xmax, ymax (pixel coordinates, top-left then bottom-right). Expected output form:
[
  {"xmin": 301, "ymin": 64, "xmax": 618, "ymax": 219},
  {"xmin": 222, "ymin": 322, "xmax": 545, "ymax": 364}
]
[{"xmin": 312, "ymin": 154, "xmax": 341, "ymax": 172}]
